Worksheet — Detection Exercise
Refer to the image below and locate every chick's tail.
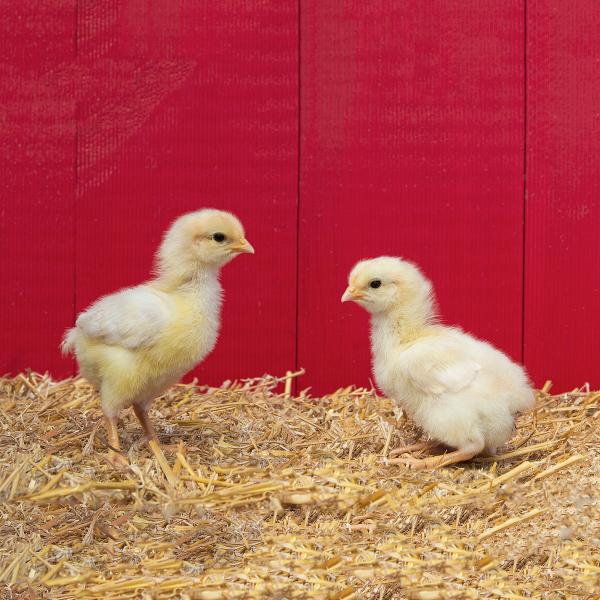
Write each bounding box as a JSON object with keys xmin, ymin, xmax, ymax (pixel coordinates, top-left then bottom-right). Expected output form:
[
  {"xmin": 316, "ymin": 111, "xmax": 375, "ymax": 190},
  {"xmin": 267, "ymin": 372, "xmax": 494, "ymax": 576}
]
[
  {"xmin": 508, "ymin": 385, "xmax": 536, "ymax": 415},
  {"xmin": 61, "ymin": 327, "xmax": 78, "ymax": 356}
]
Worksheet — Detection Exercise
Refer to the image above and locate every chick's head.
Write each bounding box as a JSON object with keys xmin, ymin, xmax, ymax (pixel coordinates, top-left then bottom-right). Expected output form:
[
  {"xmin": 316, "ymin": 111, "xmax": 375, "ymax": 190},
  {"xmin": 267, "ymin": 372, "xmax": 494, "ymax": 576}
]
[
  {"xmin": 157, "ymin": 209, "xmax": 254, "ymax": 278},
  {"xmin": 342, "ymin": 256, "xmax": 433, "ymax": 317}
]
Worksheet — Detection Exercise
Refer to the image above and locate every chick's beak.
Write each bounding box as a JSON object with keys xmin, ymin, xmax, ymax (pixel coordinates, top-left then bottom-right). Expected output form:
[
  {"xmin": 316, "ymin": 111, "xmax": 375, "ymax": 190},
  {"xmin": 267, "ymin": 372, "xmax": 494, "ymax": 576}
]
[
  {"xmin": 230, "ymin": 238, "xmax": 255, "ymax": 254},
  {"xmin": 341, "ymin": 287, "xmax": 364, "ymax": 303}
]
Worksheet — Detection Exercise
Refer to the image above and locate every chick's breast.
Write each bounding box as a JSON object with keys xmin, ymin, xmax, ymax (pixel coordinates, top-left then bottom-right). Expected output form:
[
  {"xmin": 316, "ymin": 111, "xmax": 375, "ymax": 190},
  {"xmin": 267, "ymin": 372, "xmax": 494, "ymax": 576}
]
[{"xmin": 145, "ymin": 291, "xmax": 220, "ymax": 375}]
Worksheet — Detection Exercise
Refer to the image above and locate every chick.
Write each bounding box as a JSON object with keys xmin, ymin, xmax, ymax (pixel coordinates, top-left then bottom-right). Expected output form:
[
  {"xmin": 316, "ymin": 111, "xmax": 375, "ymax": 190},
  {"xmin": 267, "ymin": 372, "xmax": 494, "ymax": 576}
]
[
  {"xmin": 342, "ymin": 257, "xmax": 534, "ymax": 470},
  {"xmin": 62, "ymin": 209, "xmax": 254, "ymax": 467}
]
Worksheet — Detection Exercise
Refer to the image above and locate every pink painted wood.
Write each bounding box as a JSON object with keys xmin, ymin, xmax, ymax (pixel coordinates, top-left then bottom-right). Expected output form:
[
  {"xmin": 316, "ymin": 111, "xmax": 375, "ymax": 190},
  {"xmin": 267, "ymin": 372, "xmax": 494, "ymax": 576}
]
[
  {"xmin": 74, "ymin": 1, "xmax": 299, "ymax": 386},
  {"xmin": 0, "ymin": 1, "xmax": 76, "ymax": 377},
  {"xmin": 525, "ymin": 0, "xmax": 600, "ymax": 390},
  {"xmin": 298, "ymin": 0, "xmax": 525, "ymax": 394},
  {"xmin": 2, "ymin": 1, "xmax": 599, "ymax": 394}
]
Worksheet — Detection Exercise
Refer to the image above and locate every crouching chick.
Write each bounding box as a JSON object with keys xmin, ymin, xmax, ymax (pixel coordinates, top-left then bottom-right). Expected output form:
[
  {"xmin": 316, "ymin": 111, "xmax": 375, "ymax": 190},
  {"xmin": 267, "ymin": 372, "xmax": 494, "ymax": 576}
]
[{"xmin": 342, "ymin": 256, "xmax": 534, "ymax": 470}]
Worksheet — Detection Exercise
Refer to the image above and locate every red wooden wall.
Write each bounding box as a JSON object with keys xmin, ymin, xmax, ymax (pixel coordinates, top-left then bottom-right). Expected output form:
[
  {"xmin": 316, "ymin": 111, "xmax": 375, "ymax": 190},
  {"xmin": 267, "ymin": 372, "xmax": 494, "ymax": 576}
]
[
  {"xmin": 1, "ymin": 1, "xmax": 299, "ymax": 386},
  {"xmin": 0, "ymin": 2, "xmax": 77, "ymax": 378},
  {"xmin": 299, "ymin": 1, "xmax": 525, "ymax": 393},
  {"xmin": 524, "ymin": 0, "xmax": 600, "ymax": 390},
  {"xmin": 73, "ymin": 1, "xmax": 298, "ymax": 386},
  {"xmin": 1, "ymin": 1, "xmax": 598, "ymax": 394}
]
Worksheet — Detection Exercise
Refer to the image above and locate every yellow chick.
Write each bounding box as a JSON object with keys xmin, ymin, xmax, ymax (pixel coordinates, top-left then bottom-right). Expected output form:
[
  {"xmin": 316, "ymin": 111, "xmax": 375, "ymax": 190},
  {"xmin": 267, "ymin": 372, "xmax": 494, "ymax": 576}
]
[
  {"xmin": 342, "ymin": 257, "xmax": 534, "ymax": 470},
  {"xmin": 62, "ymin": 209, "xmax": 254, "ymax": 467}
]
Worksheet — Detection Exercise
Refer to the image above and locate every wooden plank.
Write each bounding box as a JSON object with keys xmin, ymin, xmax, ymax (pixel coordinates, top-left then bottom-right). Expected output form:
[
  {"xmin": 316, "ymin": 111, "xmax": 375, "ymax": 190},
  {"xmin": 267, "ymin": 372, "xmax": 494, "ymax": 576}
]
[
  {"xmin": 75, "ymin": 1, "xmax": 298, "ymax": 385},
  {"xmin": 525, "ymin": 0, "xmax": 600, "ymax": 390},
  {"xmin": 298, "ymin": 1, "xmax": 525, "ymax": 393},
  {"xmin": 0, "ymin": 1, "xmax": 76, "ymax": 377}
]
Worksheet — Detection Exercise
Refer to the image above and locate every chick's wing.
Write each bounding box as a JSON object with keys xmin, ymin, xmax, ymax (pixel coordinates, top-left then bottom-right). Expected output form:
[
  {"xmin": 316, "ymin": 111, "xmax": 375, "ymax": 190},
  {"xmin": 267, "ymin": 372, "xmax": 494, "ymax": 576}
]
[
  {"xmin": 76, "ymin": 285, "xmax": 171, "ymax": 349},
  {"xmin": 403, "ymin": 340, "xmax": 481, "ymax": 396}
]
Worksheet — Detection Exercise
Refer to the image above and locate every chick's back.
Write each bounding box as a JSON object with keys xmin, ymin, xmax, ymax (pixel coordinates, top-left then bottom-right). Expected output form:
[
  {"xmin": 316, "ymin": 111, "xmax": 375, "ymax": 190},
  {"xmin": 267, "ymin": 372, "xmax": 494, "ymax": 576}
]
[{"xmin": 382, "ymin": 327, "xmax": 530, "ymax": 402}]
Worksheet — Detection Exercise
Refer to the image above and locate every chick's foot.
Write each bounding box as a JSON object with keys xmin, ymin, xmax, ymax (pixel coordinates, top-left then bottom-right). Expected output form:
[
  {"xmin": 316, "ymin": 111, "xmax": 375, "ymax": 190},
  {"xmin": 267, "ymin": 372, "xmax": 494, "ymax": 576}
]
[
  {"xmin": 107, "ymin": 451, "xmax": 130, "ymax": 470},
  {"xmin": 402, "ymin": 445, "xmax": 483, "ymax": 470},
  {"xmin": 389, "ymin": 440, "xmax": 439, "ymax": 457}
]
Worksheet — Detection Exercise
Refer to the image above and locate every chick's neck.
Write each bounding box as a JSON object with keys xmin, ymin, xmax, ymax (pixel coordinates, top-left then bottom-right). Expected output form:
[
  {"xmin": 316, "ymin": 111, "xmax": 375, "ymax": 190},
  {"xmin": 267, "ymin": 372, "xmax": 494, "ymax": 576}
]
[
  {"xmin": 371, "ymin": 298, "xmax": 436, "ymax": 344},
  {"xmin": 154, "ymin": 263, "xmax": 221, "ymax": 293}
]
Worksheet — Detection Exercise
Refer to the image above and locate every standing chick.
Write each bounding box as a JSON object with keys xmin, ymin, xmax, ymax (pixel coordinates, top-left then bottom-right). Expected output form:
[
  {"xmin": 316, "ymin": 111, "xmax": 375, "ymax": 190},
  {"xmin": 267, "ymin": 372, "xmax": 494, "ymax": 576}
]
[
  {"xmin": 62, "ymin": 209, "xmax": 254, "ymax": 467},
  {"xmin": 342, "ymin": 257, "xmax": 534, "ymax": 470}
]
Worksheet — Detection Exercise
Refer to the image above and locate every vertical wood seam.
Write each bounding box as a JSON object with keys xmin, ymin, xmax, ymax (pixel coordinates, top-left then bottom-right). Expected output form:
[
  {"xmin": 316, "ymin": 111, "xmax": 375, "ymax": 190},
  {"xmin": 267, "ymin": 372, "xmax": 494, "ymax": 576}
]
[
  {"xmin": 294, "ymin": 0, "xmax": 301, "ymax": 389},
  {"xmin": 72, "ymin": 0, "xmax": 79, "ymax": 375},
  {"xmin": 521, "ymin": 0, "xmax": 527, "ymax": 366}
]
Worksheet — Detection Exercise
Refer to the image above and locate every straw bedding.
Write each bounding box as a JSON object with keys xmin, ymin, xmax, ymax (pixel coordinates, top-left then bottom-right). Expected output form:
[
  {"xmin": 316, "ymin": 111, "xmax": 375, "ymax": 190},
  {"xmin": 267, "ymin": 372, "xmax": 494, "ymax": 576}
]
[{"xmin": 0, "ymin": 371, "xmax": 598, "ymax": 599}]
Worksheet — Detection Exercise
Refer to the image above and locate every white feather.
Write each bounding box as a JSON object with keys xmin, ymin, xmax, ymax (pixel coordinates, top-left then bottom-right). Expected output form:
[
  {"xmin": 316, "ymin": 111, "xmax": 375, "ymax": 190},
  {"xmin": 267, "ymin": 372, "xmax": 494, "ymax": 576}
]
[
  {"xmin": 348, "ymin": 256, "xmax": 535, "ymax": 456},
  {"xmin": 76, "ymin": 285, "xmax": 171, "ymax": 349},
  {"xmin": 372, "ymin": 320, "xmax": 534, "ymax": 454}
]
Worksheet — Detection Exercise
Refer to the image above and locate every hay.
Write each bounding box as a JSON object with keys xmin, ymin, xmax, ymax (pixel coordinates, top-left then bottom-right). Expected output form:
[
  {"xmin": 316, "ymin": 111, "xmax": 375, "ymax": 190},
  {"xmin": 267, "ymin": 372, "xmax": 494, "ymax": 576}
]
[{"xmin": 0, "ymin": 371, "xmax": 599, "ymax": 599}]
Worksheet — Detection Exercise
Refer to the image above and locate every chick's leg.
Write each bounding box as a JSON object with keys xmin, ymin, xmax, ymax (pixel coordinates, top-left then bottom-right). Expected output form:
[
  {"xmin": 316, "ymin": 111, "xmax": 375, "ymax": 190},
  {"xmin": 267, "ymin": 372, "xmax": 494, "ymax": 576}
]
[
  {"xmin": 132, "ymin": 404, "xmax": 158, "ymax": 442},
  {"xmin": 132, "ymin": 403, "xmax": 177, "ymax": 485},
  {"xmin": 104, "ymin": 414, "xmax": 129, "ymax": 469},
  {"xmin": 133, "ymin": 402, "xmax": 178, "ymax": 455}
]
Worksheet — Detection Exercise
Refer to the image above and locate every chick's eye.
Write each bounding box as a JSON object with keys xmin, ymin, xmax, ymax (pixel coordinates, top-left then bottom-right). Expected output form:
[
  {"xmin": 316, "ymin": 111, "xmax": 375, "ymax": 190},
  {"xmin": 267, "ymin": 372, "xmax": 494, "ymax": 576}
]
[
  {"xmin": 213, "ymin": 233, "xmax": 226, "ymax": 243},
  {"xmin": 369, "ymin": 279, "xmax": 382, "ymax": 289}
]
